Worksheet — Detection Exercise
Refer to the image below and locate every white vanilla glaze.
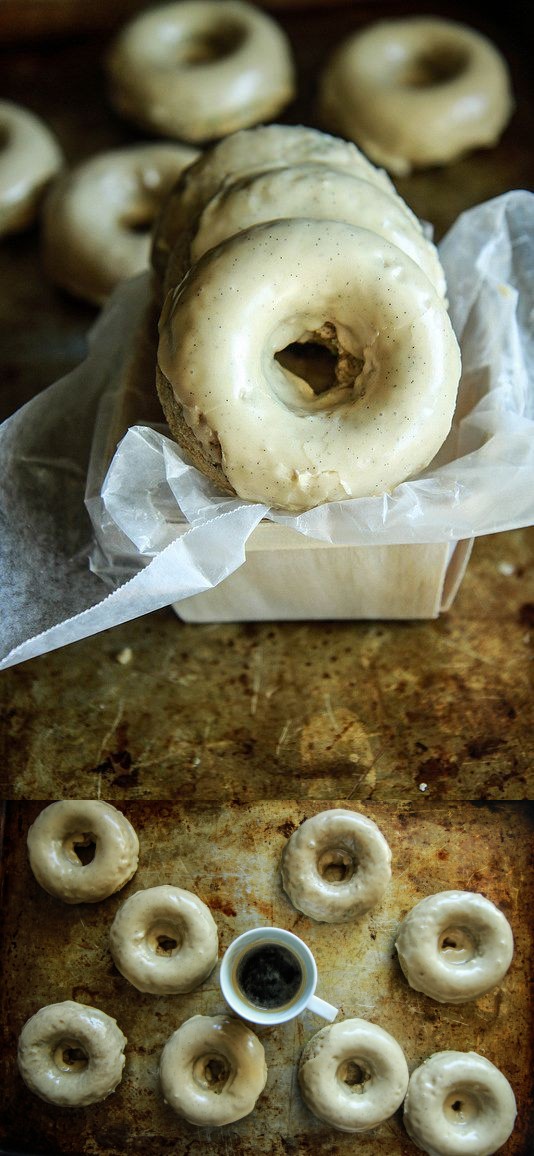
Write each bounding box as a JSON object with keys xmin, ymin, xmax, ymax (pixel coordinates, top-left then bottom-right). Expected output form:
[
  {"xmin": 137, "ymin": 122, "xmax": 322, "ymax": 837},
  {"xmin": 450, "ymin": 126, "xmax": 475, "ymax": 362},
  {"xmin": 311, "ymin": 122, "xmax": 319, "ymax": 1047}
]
[
  {"xmin": 0, "ymin": 100, "xmax": 63, "ymax": 235},
  {"xmin": 403, "ymin": 1051, "xmax": 517, "ymax": 1156},
  {"xmin": 320, "ymin": 17, "xmax": 514, "ymax": 174},
  {"xmin": 191, "ymin": 163, "xmax": 447, "ymax": 298},
  {"xmin": 299, "ymin": 1018, "xmax": 409, "ymax": 1132},
  {"xmin": 158, "ymin": 217, "xmax": 461, "ymax": 512},
  {"xmin": 109, "ymin": 884, "xmax": 218, "ymax": 994},
  {"xmin": 41, "ymin": 143, "xmax": 198, "ymax": 305},
  {"xmin": 17, "ymin": 1001, "xmax": 127, "ymax": 1107},
  {"xmin": 27, "ymin": 800, "xmax": 139, "ymax": 904},
  {"xmin": 281, "ymin": 808, "xmax": 392, "ymax": 923},
  {"xmin": 106, "ymin": 0, "xmax": 295, "ymax": 144},
  {"xmin": 151, "ymin": 122, "xmax": 397, "ymax": 281},
  {"xmin": 395, "ymin": 890, "xmax": 514, "ymax": 1004},
  {"xmin": 159, "ymin": 1013, "xmax": 267, "ymax": 1126}
]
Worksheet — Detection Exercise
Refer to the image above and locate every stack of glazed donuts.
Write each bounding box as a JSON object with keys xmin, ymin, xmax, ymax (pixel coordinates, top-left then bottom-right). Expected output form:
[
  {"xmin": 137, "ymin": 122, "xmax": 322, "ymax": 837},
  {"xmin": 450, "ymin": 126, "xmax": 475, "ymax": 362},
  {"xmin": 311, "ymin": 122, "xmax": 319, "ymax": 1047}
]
[
  {"xmin": 17, "ymin": 800, "xmax": 519, "ymax": 1154},
  {"xmin": 153, "ymin": 122, "xmax": 462, "ymax": 513}
]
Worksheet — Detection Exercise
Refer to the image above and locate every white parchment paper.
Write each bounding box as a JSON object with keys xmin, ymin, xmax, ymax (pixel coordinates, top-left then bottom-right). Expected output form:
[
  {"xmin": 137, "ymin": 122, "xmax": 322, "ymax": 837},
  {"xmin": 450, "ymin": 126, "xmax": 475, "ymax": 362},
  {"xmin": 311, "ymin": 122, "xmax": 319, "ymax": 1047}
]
[{"xmin": 1, "ymin": 190, "xmax": 533, "ymax": 670}]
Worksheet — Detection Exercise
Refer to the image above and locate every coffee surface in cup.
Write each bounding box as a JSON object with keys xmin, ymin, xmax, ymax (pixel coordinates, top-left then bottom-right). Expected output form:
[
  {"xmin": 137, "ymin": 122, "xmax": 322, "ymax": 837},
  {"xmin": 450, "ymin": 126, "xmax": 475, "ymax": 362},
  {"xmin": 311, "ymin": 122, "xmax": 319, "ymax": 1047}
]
[{"xmin": 236, "ymin": 943, "xmax": 304, "ymax": 1010}]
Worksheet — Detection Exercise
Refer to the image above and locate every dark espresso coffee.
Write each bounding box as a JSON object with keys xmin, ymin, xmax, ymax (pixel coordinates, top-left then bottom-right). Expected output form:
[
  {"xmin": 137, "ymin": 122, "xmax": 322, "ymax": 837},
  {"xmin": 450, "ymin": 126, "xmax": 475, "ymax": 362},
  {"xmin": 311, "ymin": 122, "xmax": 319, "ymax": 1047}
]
[{"xmin": 235, "ymin": 942, "xmax": 304, "ymax": 1010}]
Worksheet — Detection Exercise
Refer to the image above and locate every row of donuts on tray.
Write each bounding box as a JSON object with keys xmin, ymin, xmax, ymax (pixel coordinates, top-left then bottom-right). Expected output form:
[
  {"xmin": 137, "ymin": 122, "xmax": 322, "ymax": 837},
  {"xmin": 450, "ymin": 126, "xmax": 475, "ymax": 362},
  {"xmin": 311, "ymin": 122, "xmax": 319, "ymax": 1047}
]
[{"xmin": 16, "ymin": 800, "xmax": 518, "ymax": 1153}]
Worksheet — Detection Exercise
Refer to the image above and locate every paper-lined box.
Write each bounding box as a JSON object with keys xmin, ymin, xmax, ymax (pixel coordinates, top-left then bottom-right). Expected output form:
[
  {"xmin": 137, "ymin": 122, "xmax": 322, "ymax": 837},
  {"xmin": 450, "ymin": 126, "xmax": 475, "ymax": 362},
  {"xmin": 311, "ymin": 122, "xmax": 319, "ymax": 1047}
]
[{"xmin": 174, "ymin": 525, "xmax": 473, "ymax": 622}]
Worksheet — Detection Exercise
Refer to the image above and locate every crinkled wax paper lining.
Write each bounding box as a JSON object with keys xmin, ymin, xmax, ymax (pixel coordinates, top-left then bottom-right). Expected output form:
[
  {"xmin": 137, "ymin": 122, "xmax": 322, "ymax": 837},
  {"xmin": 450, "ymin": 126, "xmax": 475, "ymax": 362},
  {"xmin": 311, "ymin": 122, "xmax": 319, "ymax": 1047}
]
[{"xmin": 1, "ymin": 191, "xmax": 533, "ymax": 669}]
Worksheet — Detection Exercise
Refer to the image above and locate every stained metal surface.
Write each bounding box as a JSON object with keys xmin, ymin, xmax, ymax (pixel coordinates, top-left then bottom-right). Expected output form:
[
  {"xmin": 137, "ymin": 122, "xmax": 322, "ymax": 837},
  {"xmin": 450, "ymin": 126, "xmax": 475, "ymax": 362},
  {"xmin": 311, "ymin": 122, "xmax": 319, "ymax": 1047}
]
[
  {"xmin": 0, "ymin": 800, "xmax": 532, "ymax": 1154},
  {"xmin": 2, "ymin": 523, "xmax": 533, "ymax": 801}
]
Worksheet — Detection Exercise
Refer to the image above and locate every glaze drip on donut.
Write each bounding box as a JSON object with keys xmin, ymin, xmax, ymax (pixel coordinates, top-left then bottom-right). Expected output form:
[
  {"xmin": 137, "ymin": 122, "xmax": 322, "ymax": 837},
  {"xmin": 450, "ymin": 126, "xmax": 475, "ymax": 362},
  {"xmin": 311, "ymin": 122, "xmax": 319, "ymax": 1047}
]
[
  {"xmin": 18, "ymin": 1001, "xmax": 127, "ymax": 1107},
  {"xmin": 27, "ymin": 800, "xmax": 139, "ymax": 904},
  {"xmin": 41, "ymin": 143, "xmax": 199, "ymax": 304},
  {"xmin": 403, "ymin": 1051, "xmax": 517, "ymax": 1156},
  {"xmin": 395, "ymin": 890, "xmax": 514, "ymax": 1004},
  {"xmin": 159, "ymin": 1014, "xmax": 267, "ymax": 1126},
  {"xmin": 298, "ymin": 1018, "xmax": 409, "ymax": 1133},
  {"xmin": 106, "ymin": 1, "xmax": 296, "ymax": 143},
  {"xmin": 281, "ymin": 808, "xmax": 392, "ymax": 923},
  {"xmin": 319, "ymin": 17, "xmax": 514, "ymax": 174},
  {"xmin": 109, "ymin": 884, "xmax": 219, "ymax": 994}
]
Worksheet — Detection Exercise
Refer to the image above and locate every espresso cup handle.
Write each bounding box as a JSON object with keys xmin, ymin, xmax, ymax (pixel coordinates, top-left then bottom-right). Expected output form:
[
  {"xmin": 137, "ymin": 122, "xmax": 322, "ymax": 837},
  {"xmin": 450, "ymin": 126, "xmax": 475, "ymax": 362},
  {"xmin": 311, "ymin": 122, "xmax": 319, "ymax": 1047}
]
[{"xmin": 307, "ymin": 994, "xmax": 338, "ymax": 1021}]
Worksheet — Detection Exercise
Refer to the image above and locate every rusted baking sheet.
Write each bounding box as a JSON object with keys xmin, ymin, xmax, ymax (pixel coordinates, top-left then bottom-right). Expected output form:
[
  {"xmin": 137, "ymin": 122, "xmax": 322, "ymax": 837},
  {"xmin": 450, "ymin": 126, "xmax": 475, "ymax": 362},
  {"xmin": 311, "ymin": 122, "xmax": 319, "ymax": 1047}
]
[{"xmin": 0, "ymin": 800, "xmax": 532, "ymax": 1154}]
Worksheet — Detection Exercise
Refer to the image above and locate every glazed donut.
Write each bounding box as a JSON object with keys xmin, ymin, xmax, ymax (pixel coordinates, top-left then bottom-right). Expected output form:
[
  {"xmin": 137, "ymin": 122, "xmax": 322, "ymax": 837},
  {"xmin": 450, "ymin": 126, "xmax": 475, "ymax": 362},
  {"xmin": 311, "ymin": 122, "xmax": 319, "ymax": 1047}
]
[
  {"xmin": 27, "ymin": 800, "xmax": 139, "ymax": 904},
  {"xmin": 299, "ymin": 1018, "xmax": 409, "ymax": 1132},
  {"xmin": 281, "ymin": 809, "xmax": 391, "ymax": 923},
  {"xmin": 395, "ymin": 890, "xmax": 514, "ymax": 1004},
  {"xmin": 109, "ymin": 885, "xmax": 218, "ymax": 994},
  {"xmin": 403, "ymin": 1051, "xmax": 517, "ymax": 1156},
  {"xmin": 160, "ymin": 1014, "xmax": 267, "ymax": 1125},
  {"xmin": 41, "ymin": 143, "xmax": 198, "ymax": 305},
  {"xmin": 106, "ymin": 1, "xmax": 295, "ymax": 144},
  {"xmin": 17, "ymin": 1001, "xmax": 127, "ymax": 1107},
  {"xmin": 157, "ymin": 218, "xmax": 461, "ymax": 512},
  {"xmin": 319, "ymin": 17, "xmax": 514, "ymax": 175},
  {"xmin": 188, "ymin": 164, "xmax": 446, "ymax": 298},
  {"xmin": 0, "ymin": 100, "xmax": 63, "ymax": 236},
  {"xmin": 151, "ymin": 122, "xmax": 397, "ymax": 283}
]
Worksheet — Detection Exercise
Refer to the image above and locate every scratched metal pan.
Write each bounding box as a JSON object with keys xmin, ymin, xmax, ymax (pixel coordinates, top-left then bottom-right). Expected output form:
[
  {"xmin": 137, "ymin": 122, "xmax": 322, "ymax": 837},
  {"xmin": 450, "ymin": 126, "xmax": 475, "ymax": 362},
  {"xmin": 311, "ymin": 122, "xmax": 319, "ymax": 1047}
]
[{"xmin": 0, "ymin": 800, "xmax": 532, "ymax": 1155}]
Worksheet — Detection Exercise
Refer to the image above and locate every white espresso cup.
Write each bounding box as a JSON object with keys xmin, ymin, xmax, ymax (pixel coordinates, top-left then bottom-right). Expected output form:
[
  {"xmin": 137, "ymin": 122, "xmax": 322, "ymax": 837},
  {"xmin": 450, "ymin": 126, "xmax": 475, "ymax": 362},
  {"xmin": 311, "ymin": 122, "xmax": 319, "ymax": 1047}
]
[{"xmin": 219, "ymin": 926, "xmax": 338, "ymax": 1026}]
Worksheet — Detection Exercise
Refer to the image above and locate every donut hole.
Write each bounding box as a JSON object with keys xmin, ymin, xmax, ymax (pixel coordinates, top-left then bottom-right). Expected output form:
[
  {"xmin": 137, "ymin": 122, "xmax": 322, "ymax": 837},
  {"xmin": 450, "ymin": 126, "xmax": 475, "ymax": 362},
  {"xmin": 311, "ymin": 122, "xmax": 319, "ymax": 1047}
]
[
  {"xmin": 54, "ymin": 1039, "xmax": 89, "ymax": 1074},
  {"xmin": 438, "ymin": 925, "xmax": 477, "ymax": 965},
  {"xmin": 444, "ymin": 1089, "xmax": 478, "ymax": 1125},
  {"xmin": 275, "ymin": 342, "xmax": 338, "ymax": 395},
  {"xmin": 317, "ymin": 847, "xmax": 355, "ymax": 885},
  {"xmin": 68, "ymin": 831, "xmax": 97, "ymax": 866},
  {"xmin": 398, "ymin": 44, "xmax": 468, "ymax": 88},
  {"xmin": 193, "ymin": 1052, "xmax": 231, "ymax": 1094},
  {"xmin": 147, "ymin": 921, "xmax": 183, "ymax": 956},
  {"xmin": 274, "ymin": 322, "xmax": 365, "ymax": 401},
  {"xmin": 174, "ymin": 23, "xmax": 245, "ymax": 68},
  {"xmin": 338, "ymin": 1057, "xmax": 371, "ymax": 1094}
]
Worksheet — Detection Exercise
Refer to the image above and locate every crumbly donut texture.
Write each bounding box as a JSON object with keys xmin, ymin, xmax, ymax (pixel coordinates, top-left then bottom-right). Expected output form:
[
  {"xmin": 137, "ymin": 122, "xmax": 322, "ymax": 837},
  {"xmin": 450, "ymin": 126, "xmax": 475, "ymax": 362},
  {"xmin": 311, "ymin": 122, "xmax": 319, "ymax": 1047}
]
[
  {"xmin": 17, "ymin": 1001, "xmax": 127, "ymax": 1107},
  {"xmin": 395, "ymin": 890, "xmax": 514, "ymax": 1004},
  {"xmin": 109, "ymin": 885, "xmax": 219, "ymax": 994},
  {"xmin": 0, "ymin": 99, "xmax": 63, "ymax": 235},
  {"xmin": 157, "ymin": 217, "xmax": 461, "ymax": 512},
  {"xmin": 403, "ymin": 1051, "xmax": 517, "ymax": 1156},
  {"xmin": 106, "ymin": 0, "xmax": 295, "ymax": 143},
  {"xmin": 160, "ymin": 1014, "xmax": 267, "ymax": 1125},
  {"xmin": 320, "ymin": 17, "xmax": 514, "ymax": 174},
  {"xmin": 281, "ymin": 808, "xmax": 392, "ymax": 923},
  {"xmin": 299, "ymin": 1018, "xmax": 409, "ymax": 1132},
  {"xmin": 41, "ymin": 143, "xmax": 198, "ymax": 305},
  {"xmin": 151, "ymin": 122, "xmax": 397, "ymax": 282},
  {"xmin": 27, "ymin": 800, "xmax": 139, "ymax": 904}
]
